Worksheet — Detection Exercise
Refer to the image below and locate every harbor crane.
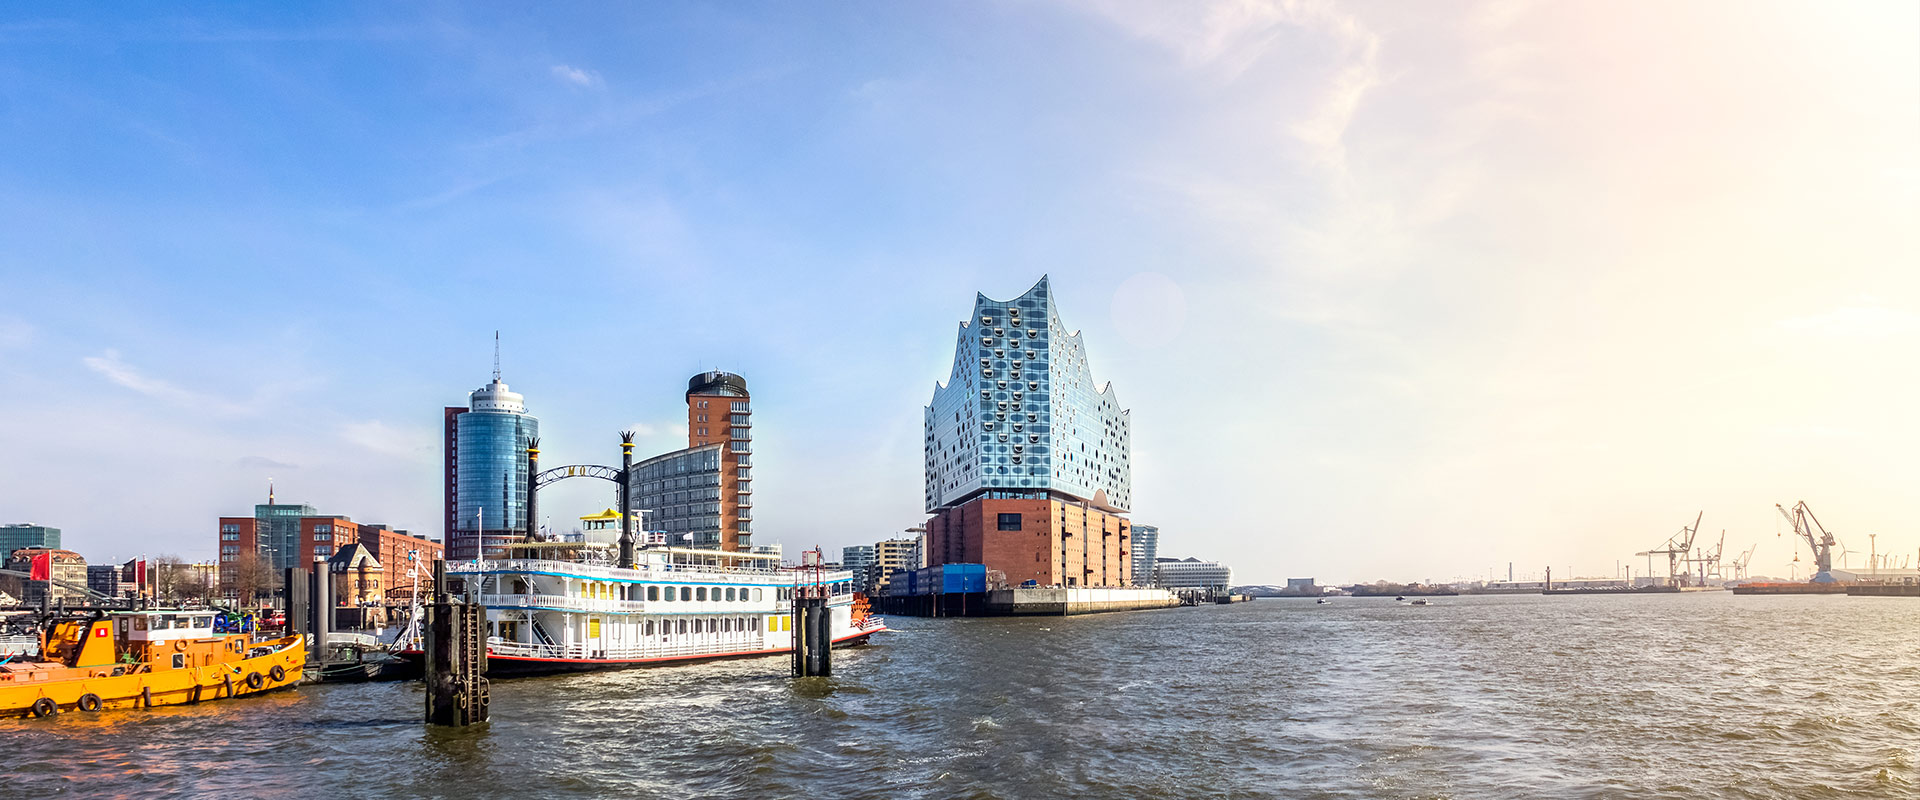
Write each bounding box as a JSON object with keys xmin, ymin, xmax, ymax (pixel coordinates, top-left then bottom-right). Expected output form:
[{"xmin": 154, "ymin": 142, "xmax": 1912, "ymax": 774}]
[
  {"xmin": 1688, "ymin": 531, "xmax": 1726, "ymax": 586},
  {"xmin": 1730, "ymin": 544, "xmax": 1757, "ymax": 581},
  {"xmin": 1776, "ymin": 501, "xmax": 1839, "ymax": 583},
  {"xmin": 1635, "ymin": 511, "xmax": 1703, "ymax": 588}
]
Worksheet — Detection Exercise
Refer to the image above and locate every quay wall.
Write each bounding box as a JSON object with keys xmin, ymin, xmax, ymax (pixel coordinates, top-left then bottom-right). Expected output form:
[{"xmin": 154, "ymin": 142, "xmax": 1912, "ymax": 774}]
[{"xmin": 879, "ymin": 587, "xmax": 1180, "ymax": 617}]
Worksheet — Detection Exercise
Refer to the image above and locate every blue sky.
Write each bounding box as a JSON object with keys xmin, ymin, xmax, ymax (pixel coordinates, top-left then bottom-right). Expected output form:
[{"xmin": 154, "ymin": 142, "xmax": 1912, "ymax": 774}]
[{"xmin": 1, "ymin": 2, "xmax": 1916, "ymax": 583}]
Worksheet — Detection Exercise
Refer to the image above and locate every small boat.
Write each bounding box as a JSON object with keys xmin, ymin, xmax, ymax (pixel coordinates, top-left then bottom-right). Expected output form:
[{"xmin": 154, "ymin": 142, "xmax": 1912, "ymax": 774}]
[
  {"xmin": 1315, "ymin": 598, "xmax": 1331, "ymax": 604},
  {"xmin": 0, "ymin": 610, "xmax": 303, "ymax": 719},
  {"xmin": 1395, "ymin": 596, "xmax": 1405, "ymax": 601},
  {"xmin": 1409, "ymin": 599, "xmax": 1430, "ymax": 606},
  {"xmin": 308, "ymin": 639, "xmax": 410, "ymax": 683}
]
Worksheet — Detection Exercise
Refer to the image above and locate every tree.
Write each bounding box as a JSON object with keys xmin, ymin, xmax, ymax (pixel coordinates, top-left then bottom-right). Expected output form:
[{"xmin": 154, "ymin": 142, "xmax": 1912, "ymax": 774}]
[
  {"xmin": 225, "ymin": 551, "xmax": 273, "ymax": 608},
  {"xmin": 153, "ymin": 554, "xmax": 188, "ymax": 602}
]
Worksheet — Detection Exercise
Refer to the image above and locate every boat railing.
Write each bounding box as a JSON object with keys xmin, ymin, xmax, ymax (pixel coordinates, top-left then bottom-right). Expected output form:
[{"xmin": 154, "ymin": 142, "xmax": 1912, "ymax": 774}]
[
  {"xmin": 485, "ymin": 636, "xmax": 776, "ymax": 662},
  {"xmin": 457, "ymin": 559, "xmax": 808, "ymax": 582}
]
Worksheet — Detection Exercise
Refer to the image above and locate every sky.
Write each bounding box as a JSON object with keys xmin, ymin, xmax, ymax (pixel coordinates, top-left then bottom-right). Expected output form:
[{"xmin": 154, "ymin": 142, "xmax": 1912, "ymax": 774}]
[{"xmin": 0, "ymin": 1, "xmax": 1915, "ymax": 585}]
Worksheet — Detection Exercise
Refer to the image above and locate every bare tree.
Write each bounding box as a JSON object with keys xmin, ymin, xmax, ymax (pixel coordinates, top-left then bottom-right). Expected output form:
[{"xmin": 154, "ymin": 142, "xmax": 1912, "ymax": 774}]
[
  {"xmin": 153, "ymin": 554, "xmax": 188, "ymax": 602},
  {"xmin": 225, "ymin": 551, "xmax": 272, "ymax": 608}
]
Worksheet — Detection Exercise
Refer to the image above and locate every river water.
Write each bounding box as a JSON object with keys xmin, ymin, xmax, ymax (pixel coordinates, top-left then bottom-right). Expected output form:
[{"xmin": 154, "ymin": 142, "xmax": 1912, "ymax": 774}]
[{"xmin": 4, "ymin": 593, "xmax": 1917, "ymax": 799}]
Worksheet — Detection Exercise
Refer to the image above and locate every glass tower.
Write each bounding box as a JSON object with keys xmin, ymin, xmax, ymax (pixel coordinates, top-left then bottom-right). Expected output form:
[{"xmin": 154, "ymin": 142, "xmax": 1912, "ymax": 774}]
[
  {"xmin": 453, "ymin": 378, "xmax": 539, "ymax": 559},
  {"xmin": 924, "ymin": 275, "xmax": 1133, "ymax": 512}
]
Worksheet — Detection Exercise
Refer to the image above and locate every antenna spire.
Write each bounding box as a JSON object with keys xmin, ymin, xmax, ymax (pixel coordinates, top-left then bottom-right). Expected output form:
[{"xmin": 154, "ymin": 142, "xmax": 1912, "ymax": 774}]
[{"xmin": 493, "ymin": 331, "xmax": 502, "ymax": 382}]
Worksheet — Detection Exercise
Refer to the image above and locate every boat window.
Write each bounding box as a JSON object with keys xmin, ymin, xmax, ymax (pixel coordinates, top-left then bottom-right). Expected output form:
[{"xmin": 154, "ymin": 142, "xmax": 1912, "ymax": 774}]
[
  {"xmin": 753, "ymin": 589, "xmax": 762, "ymax": 602},
  {"xmin": 751, "ymin": 617, "xmax": 760, "ymax": 632},
  {"xmin": 696, "ymin": 587, "xmax": 707, "ymax": 602},
  {"xmin": 725, "ymin": 588, "xmax": 736, "ymax": 602},
  {"xmin": 194, "ymin": 616, "xmax": 212, "ymax": 628},
  {"xmin": 133, "ymin": 617, "xmax": 148, "ymax": 631},
  {"xmin": 681, "ymin": 587, "xmax": 691, "ymax": 601},
  {"xmin": 172, "ymin": 653, "xmax": 185, "ymax": 669},
  {"xmin": 722, "ymin": 618, "xmax": 731, "ymax": 633},
  {"xmin": 647, "ymin": 586, "xmax": 659, "ymax": 601},
  {"xmin": 677, "ymin": 620, "xmax": 687, "ymax": 634}
]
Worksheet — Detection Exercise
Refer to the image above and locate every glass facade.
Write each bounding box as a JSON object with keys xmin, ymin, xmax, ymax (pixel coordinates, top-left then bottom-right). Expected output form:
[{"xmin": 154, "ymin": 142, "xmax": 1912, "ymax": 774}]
[
  {"xmin": 455, "ymin": 411, "xmax": 538, "ymax": 555},
  {"xmin": 0, "ymin": 524, "xmax": 61, "ymax": 557},
  {"xmin": 255, "ymin": 503, "xmax": 316, "ymax": 570},
  {"xmin": 925, "ymin": 276, "xmax": 1132, "ymax": 512},
  {"xmin": 628, "ymin": 444, "xmax": 725, "ymax": 549}
]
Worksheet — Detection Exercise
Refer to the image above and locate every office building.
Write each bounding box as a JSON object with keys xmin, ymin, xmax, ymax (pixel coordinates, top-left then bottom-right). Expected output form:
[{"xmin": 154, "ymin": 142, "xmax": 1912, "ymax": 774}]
[
  {"xmin": 873, "ymin": 537, "xmax": 921, "ymax": 593},
  {"xmin": 629, "ymin": 443, "xmax": 725, "ymax": 548},
  {"xmin": 447, "ymin": 372, "xmax": 540, "ymax": 559},
  {"xmin": 843, "ymin": 545, "xmax": 877, "ymax": 592},
  {"xmin": 87, "ymin": 564, "xmax": 122, "ymax": 599},
  {"xmin": 628, "ymin": 371, "xmax": 754, "ymax": 552},
  {"xmin": 355, "ymin": 524, "xmax": 441, "ymax": 594},
  {"xmin": 1155, "ymin": 557, "xmax": 1233, "ymax": 590},
  {"xmin": 217, "ymin": 485, "xmax": 316, "ymax": 572},
  {"xmin": 923, "ymin": 276, "xmax": 1134, "ymax": 587},
  {"xmin": 0, "ymin": 524, "xmax": 60, "ymax": 557},
  {"xmin": 1130, "ymin": 525, "xmax": 1160, "ymax": 587}
]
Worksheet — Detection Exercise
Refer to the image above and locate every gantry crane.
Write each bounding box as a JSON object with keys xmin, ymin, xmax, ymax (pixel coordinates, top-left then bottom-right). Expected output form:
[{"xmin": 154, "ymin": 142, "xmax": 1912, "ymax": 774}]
[
  {"xmin": 1635, "ymin": 511, "xmax": 1703, "ymax": 588},
  {"xmin": 1776, "ymin": 501, "xmax": 1839, "ymax": 583}
]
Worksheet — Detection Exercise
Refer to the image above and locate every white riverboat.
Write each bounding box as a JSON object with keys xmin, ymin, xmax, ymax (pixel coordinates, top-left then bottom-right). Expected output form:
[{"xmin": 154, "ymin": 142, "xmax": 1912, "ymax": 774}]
[{"xmin": 400, "ymin": 542, "xmax": 886, "ymax": 676}]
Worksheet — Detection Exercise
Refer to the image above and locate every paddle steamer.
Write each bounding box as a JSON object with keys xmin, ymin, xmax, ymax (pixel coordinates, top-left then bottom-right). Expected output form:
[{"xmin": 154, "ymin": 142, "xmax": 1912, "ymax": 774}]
[{"xmin": 399, "ymin": 541, "xmax": 885, "ymax": 676}]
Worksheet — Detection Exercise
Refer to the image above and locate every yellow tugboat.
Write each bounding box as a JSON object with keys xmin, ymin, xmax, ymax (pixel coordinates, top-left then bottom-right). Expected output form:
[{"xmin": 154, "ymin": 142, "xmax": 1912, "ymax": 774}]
[{"xmin": 0, "ymin": 610, "xmax": 304, "ymax": 719}]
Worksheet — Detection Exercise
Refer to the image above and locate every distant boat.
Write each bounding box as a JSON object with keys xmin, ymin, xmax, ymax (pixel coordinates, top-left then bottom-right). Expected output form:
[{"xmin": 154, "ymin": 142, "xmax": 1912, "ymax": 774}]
[
  {"xmin": 1409, "ymin": 599, "xmax": 1430, "ymax": 606},
  {"xmin": 1315, "ymin": 598, "xmax": 1331, "ymax": 605}
]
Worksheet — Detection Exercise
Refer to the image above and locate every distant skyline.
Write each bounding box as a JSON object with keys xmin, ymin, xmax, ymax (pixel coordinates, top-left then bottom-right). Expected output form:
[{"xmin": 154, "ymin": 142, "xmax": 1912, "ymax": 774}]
[{"xmin": 0, "ymin": 2, "xmax": 1915, "ymax": 584}]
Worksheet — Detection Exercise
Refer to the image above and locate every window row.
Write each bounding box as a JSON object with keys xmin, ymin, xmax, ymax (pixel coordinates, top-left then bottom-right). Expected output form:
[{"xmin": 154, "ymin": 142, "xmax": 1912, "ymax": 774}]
[{"xmin": 646, "ymin": 585, "xmax": 764, "ymax": 603}]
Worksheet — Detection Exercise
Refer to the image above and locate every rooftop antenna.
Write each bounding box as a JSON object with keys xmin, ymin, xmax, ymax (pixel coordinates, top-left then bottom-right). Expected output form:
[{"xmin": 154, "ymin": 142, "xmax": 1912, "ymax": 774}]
[
  {"xmin": 493, "ymin": 330, "xmax": 502, "ymax": 382},
  {"xmin": 268, "ymin": 477, "xmax": 275, "ymax": 505}
]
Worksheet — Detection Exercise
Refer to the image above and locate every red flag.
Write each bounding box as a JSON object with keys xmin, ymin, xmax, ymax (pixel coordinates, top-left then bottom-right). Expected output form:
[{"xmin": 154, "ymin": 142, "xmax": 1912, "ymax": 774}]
[
  {"xmin": 28, "ymin": 551, "xmax": 51, "ymax": 581},
  {"xmin": 134, "ymin": 559, "xmax": 148, "ymax": 589}
]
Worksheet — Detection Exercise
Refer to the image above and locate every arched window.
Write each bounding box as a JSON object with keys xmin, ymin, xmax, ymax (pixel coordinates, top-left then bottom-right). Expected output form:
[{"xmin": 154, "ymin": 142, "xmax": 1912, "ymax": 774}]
[
  {"xmin": 677, "ymin": 619, "xmax": 687, "ymax": 634},
  {"xmin": 752, "ymin": 588, "xmax": 763, "ymax": 602},
  {"xmin": 681, "ymin": 587, "xmax": 691, "ymax": 601},
  {"xmin": 647, "ymin": 586, "xmax": 659, "ymax": 601},
  {"xmin": 696, "ymin": 587, "xmax": 707, "ymax": 602},
  {"xmin": 726, "ymin": 587, "xmax": 737, "ymax": 602}
]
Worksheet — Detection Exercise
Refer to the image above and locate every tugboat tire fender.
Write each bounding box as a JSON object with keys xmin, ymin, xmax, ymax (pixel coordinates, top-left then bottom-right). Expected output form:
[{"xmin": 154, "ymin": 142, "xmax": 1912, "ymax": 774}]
[
  {"xmin": 269, "ymin": 665, "xmax": 286, "ymax": 682},
  {"xmin": 76, "ymin": 693, "xmax": 102, "ymax": 712},
  {"xmin": 246, "ymin": 672, "xmax": 265, "ymax": 690},
  {"xmin": 31, "ymin": 697, "xmax": 57, "ymax": 718},
  {"xmin": 223, "ymin": 674, "xmax": 234, "ymax": 697}
]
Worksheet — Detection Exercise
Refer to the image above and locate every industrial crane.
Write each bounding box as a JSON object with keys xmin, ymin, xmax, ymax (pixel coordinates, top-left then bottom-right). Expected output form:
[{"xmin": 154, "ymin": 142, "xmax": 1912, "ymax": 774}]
[
  {"xmin": 1730, "ymin": 544, "xmax": 1757, "ymax": 581},
  {"xmin": 1776, "ymin": 501, "xmax": 1839, "ymax": 583},
  {"xmin": 1689, "ymin": 530, "xmax": 1726, "ymax": 586},
  {"xmin": 1635, "ymin": 511, "xmax": 1703, "ymax": 588}
]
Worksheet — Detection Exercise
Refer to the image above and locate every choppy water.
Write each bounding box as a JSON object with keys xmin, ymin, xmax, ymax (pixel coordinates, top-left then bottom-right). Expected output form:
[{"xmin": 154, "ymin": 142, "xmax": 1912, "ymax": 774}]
[{"xmin": 4, "ymin": 593, "xmax": 1919, "ymax": 799}]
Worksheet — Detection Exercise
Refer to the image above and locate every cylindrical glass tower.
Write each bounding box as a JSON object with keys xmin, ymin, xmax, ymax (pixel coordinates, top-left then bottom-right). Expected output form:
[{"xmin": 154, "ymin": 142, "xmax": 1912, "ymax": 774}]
[{"xmin": 454, "ymin": 379, "xmax": 538, "ymax": 559}]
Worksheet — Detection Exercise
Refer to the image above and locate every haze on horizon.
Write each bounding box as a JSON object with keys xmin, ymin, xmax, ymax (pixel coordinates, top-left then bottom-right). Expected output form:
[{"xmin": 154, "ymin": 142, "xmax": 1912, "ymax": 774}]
[{"xmin": 0, "ymin": 1, "xmax": 1914, "ymax": 585}]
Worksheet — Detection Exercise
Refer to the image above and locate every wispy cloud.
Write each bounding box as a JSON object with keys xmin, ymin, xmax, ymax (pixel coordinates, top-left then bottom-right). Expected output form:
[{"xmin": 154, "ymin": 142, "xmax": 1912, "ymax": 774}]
[
  {"xmin": 340, "ymin": 420, "xmax": 435, "ymax": 461},
  {"xmin": 82, "ymin": 350, "xmax": 251, "ymax": 414},
  {"xmin": 236, "ymin": 455, "xmax": 299, "ymax": 471},
  {"xmin": 550, "ymin": 64, "xmax": 601, "ymax": 88}
]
